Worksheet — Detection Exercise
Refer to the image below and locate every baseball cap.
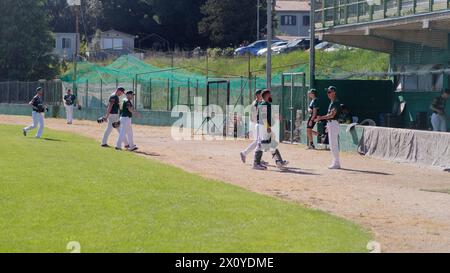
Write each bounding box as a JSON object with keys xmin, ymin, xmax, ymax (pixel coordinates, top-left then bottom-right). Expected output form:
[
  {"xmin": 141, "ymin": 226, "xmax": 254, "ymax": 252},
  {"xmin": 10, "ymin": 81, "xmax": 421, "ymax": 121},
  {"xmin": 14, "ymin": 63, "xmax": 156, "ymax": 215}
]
[
  {"xmin": 261, "ymin": 89, "xmax": 271, "ymax": 97},
  {"xmin": 327, "ymin": 86, "xmax": 337, "ymax": 92},
  {"xmin": 36, "ymin": 87, "xmax": 43, "ymax": 92},
  {"xmin": 126, "ymin": 91, "xmax": 135, "ymax": 95},
  {"xmin": 117, "ymin": 86, "xmax": 125, "ymax": 92},
  {"xmin": 255, "ymin": 89, "xmax": 263, "ymax": 95},
  {"xmin": 308, "ymin": 88, "xmax": 317, "ymax": 95}
]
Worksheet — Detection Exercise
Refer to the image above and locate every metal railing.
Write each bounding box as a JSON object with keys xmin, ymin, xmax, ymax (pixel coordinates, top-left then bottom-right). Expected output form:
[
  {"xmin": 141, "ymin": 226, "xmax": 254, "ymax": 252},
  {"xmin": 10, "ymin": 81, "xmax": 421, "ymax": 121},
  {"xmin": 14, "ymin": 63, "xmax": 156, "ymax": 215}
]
[
  {"xmin": 0, "ymin": 80, "xmax": 63, "ymax": 105},
  {"xmin": 315, "ymin": 0, "xmax": 450, "ymax": 28}
]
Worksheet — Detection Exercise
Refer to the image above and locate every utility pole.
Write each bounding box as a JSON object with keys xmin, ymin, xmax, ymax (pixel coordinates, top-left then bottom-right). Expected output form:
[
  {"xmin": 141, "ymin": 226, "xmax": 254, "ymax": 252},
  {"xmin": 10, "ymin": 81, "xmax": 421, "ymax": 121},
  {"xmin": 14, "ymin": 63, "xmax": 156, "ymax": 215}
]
[
  {"xmin": 257, "ymin": 0, "xmax": 260, "ymax": 40},
  {"xmin": 266, "ymin": 0, "xmax": 273, "ymax": 89},
  {"xmin": 68, "ymin": 0, "xmax": 81, "ymax": 97},
  {"xmin": 309, "ymin": 0, "xmax": 316, "ymax": 89}
]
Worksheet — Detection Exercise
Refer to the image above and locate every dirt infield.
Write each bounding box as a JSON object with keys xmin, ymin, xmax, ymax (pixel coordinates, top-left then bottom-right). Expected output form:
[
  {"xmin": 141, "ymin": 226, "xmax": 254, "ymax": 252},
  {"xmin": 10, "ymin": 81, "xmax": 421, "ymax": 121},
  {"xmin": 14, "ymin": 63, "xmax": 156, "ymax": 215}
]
[{"xmin": 2, "ymin": 115, "xmax": 450, "ymax": 253}]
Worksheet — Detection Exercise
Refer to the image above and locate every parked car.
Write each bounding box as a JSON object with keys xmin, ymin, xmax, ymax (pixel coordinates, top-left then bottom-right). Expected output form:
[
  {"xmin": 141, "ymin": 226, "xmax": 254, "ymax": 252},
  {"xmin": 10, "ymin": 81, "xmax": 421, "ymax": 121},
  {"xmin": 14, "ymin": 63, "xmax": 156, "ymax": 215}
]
[
  {"xmin": 256, "ymin": 41, "xmax": 288, "ymax": 56},
  {"xmin": 234, "ymin": 40, "xmax": 282, "ymax": 56},
  {"xmin": 314, "ymin": 42, "xmax": 334, "ymax": 51},
  {"xmin": 275, "ymin": 38, "xmax": 321, "ymax": 54}
]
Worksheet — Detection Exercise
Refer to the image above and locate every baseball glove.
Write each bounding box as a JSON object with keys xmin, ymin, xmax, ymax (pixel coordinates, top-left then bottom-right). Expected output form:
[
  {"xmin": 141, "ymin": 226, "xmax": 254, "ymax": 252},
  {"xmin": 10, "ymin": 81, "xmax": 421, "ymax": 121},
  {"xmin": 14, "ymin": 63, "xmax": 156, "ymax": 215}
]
[
  {"xmin": 97, "ymin": 117, "xmax": 106, "ymax": 124},
  {"xmin": 37, "ymin": 104, "xmax": 46, "ymax": 112},
  {"xmin": 77, "ymin": 105, "xmax": 82, "ymax": 110},
  {"xmin": 112, "ymin": 121, "xmax": 121, "ymax": 129}
]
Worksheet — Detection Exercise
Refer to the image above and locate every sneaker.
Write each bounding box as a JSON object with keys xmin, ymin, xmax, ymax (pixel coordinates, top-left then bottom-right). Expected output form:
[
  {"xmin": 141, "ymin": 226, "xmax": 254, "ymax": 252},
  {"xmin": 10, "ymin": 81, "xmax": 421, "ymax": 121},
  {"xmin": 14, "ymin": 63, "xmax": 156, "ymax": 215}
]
[
  {"xmin": 115, "ymin": 147, "xmax": 122, "ymax": 151},
  {"xmin": 125, "ymin": 145, "xmax": 130, "ymax": 149},
  {"xmin": 281, "ymin": 160, "xmax": 289, "ymax": 166},
  {"xmin": 22, "ymin": 129, "xmax": 27, "ymax": 137},
  {"xmin": 240, "ymin": 152, "xmax": 246, "ymax": 163},
  {"xmin": 261, "ymin": 160, "xmax": 269, "ymax": 166},
  {"xmin": 276, "ymin": 161, "xmax": 288, "ymax": 170},
  {"xmin": 307, "ymin": 144, "xmax": 315, "ymax": 150},
  {"xmin": 253, "ymin": 164, "xmax": 267, "ymax": 170},
  {"xmin": 101, "ymin": 144, "xmax": 110, "ymax": 148},
  {"xmin": 328, "ymin": 165, "xmax": 341, "ymax": 170},
  {"xmin": 128, "ymin": 146, "xmax": 138, "ymax": 152}
]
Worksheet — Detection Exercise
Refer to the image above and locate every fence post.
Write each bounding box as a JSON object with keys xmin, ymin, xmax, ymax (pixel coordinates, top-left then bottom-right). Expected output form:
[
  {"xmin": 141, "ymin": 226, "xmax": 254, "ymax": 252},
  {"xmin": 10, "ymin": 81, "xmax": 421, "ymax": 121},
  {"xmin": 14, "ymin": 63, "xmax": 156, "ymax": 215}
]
[
  {"xmin": 149, "ymin": 78, "xmax": 152, "ymax": 110},
  {"xmin": 100, "ymin": 79, "xmax": 103, "ymax": 109},
  {"xmin": 86, "ymin": 79, "xmax": 89, "ymax": 108},
  {"xmin": 187, "ymin": 78, "xmax": 191, "ymax": 109},
  {"xmin": 7, "ymin": 81, "xmax": 10, "ymax": 103},
  {"xmin": 16, "ymin": 81, "xmax": 19, "ymax": 103},
  {"xmin": 167, "ymin": 79, "xmax": 170, "ymax": 111}
]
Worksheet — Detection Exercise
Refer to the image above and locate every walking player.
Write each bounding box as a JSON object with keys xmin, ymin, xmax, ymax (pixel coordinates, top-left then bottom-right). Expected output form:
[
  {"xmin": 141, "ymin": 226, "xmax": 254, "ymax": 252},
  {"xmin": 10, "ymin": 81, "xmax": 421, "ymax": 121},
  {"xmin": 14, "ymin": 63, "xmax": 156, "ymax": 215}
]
[
  {"xmin": 23, "ymin": 87, "xmax": 46, "ymax": 138},
  {"xmin": 101, "ymin": 87, "xmax": 128, "ymax": 148},
  {"xmin": 63, "ymin": 89, "xmax": 77, "ymax": 124},
  {"xmin": 116, "ymin": 91, "xmax": 141, "ymax": 151},
  {"xmin": 306, "ymin": 89, "xmax": 320, "ymax": 149},
  {"xmin": 253, "ymin": 89, "xmax": 289, "ymax": 170},
  {"xmin": 315, "ymin": 86, "xmax": 342, "ymax": 169},
  {"xmin": 240, "ymin": 89, "xmax": 265, "ymax": 164}
]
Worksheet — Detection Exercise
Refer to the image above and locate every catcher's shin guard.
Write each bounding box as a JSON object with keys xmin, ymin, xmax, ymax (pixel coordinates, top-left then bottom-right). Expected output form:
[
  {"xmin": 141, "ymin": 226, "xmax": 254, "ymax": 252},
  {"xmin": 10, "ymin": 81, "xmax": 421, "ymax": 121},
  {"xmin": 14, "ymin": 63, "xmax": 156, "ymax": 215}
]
[
  {"xmin": 272, "ymin": 149, "xmax": 284, "ymax": 163},
  {"xmin": 254, "ymin": 150, "xmax": 263, "ymax": 165}
]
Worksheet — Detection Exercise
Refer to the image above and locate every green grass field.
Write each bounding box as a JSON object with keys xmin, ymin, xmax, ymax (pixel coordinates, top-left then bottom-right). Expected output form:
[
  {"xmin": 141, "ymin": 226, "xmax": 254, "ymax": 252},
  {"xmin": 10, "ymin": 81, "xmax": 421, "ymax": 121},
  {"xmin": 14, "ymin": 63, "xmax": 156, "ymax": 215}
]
[{"xmin": 0, "ymin": 124, "xmax": 371, "ymax": 253}]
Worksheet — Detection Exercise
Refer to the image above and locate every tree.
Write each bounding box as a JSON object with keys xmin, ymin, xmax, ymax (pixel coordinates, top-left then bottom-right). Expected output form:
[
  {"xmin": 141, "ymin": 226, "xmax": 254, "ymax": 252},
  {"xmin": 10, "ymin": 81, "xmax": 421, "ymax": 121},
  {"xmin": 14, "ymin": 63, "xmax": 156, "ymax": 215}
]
[
  {"xmin": 0, "ymin": 0, "xmax": 60, "ymax": 81},
  {"xmin": 198, "ymin": 0, "xmax": 267, "ymax": 47},
  {"xmin": 147, "ymin": 0, "xmax": 207, "ymax": 49}
]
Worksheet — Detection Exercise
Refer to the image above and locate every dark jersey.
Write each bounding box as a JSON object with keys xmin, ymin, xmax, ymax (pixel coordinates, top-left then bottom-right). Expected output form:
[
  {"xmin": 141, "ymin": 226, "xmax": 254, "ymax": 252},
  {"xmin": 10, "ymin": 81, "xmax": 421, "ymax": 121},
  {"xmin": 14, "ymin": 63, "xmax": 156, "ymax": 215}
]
[
  {"xmin": 327, "ymin": 100, "xmax": 341, "ymax": 121},
  {"xmin": 31, "ymin": 95, "xmax": 44, "ymax": 112},
  {"xmin": 109, "ymin": 94, "xmax": 120, "ymax": 114},
  {"xmin": 431, "ymin": 96, "xmax": 446, "ymax": 114},
  {"xmin": 258, "ymin": 101, "xmax": 272, "ymax": 127},
  {"xmin": 309, "ymin": 98, "xmax": 319, "ymax": 111},
  {"xmin": 64, "ymin": 94, "xmax": 76, "ymax": 106},
  {"xmin": 121, "ymin": 99, "xmax": 133, "ymax": 118}
]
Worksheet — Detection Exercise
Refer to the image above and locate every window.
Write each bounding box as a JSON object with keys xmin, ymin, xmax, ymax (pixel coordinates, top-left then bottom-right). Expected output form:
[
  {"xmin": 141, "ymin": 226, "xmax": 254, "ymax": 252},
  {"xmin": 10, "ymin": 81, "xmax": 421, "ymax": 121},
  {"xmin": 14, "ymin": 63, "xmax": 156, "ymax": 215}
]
[
  {"xmin": 62, "ymin": 38, "xmax": 71, "ymax": 49},
  {"xmin": 281, "ymin": 15, "xmax": 297, "ymax": 26},
  {"xmin": 102, "ymin": 38, "xmax": 124, "ymax": 50},
  {"xmin": 303, "ymin": 15, "xmax": 310, "ymax": 26}
]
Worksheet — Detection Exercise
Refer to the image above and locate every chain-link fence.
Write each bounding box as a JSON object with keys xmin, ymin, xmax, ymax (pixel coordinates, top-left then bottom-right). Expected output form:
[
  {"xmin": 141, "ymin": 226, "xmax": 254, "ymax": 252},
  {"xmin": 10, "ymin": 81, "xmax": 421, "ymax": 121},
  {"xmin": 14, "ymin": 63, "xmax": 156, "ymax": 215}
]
[{"xmin": 0, "ymin": 80, "xmax": 63, "ymax": 105}]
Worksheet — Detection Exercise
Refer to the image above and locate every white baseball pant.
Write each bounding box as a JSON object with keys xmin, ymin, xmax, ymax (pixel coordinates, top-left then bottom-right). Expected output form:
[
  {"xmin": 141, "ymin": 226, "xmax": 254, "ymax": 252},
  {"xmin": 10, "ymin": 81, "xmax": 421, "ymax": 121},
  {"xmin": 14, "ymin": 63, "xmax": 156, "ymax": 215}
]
[
  {"xmin": 65, "ymin": 105, "xmax": 74, "ymax": 124},
  {"xmin": 242, "ymin": 123, "xmax": 258, "ymax": 156},
  {"xmin": 24, "ymin": 111, "xmax": 45, "ymax": 138},
  {"xmin": 102, "ymin": 114, "xmax": 128, "ymax": 146},
  {"xmin": 327, "ymin": 120, "xmax": 341, "ymax": 167},
  {"xmin": 116, "ymin": 117, "xmax": 135, "ymax": 149}
]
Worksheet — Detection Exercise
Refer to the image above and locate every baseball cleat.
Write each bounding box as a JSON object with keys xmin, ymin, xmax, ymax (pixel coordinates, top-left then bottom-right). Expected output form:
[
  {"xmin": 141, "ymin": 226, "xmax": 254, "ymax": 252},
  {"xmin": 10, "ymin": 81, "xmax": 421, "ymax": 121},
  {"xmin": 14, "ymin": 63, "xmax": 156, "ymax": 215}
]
[
  {"xmin": 328, "ymin": 165, "xmax": 341, "ymax": 170},
  {"xmin": 307, "ymin": 144, "xmax": 315, "ymax": 150},
  {"xmin": 240, "ymin": 152, "xmax": 246, "ymax": 163},
  {"xmin": 128, "ymin": 146, "xmax": 138, "ymax": 152},
  {"xmin": 253, "ymin": 164, "xmax": 267, "ymax": 170},
  {"xmin": 261, "ymin": 160, "xmax": 269, "ymax": 166},
  {"xmin": 115, "ymin": 147, "xmax": 122, "ymax": 151},
  {"xmin": 22, "ymin": 129, "xmax": 27, "ymax": 136},
  {"xmin": 276, "ymin": 161, "xmax": 289, "ymax": 170},
  {"xmin": 125, "ymin": 145, "xmax": 130, "ymax": 149},
  {"xmin": 101, "ymin": 144, "xmax": 110, "ymax": 148}
]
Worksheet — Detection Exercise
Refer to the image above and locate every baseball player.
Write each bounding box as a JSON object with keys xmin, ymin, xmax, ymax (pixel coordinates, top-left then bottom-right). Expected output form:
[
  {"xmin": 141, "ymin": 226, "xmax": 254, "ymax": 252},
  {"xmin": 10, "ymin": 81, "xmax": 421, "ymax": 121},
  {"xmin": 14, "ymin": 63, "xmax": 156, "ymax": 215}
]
[
  {"xmin": 253, "ymin": 89, "xmax": 289, "ymax": 170},
  {"xmin": 23, "ymin": 87, "xmax": 46, "ymax": 138},
  {"xmin": 430, "ymin": 89, "xmax": 449, "ymax": 132},
  {"xmin": 240, "ymin": 89, "xmax": 267, "ymax": 164},
  {"xmin": 306, "ymin": 89, "xmax": 320, "ymax": 149},
  {"xmin": 315, "ymin": 86, "xmax": 342, "ymax": 169},
  {"xmin": 116, "ymin": 91, "xmax": 141, "ymax": 151},
  {"xmin": 63, "ymin": 89, "xmax": 77, "ymax": 125},
  {"xmin": 101, "ymin": 87, "xmax": 128, "ymax": 148}
]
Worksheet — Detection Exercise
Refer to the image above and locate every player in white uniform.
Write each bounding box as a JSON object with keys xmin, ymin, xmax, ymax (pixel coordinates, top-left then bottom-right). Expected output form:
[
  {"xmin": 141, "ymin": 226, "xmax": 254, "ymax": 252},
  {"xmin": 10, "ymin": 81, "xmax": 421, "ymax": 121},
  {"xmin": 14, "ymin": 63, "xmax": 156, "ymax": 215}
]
[
  {"xmin": 253, "ymin": 89, "xmax": 289, "ymax": 170},
  {"xmin": 101, "ymin": 87, "xmax": 128, "ymax": 148},
  {"xmin": 116, "ymin": 91, "xmax": 141, "ymax": 151},
  {"xmin": 63, "ymin": 89, "xmax": 77, "ymax": 125},
  {"xmin": 315, "ymin": 86, "xmax": 342, "ymax": 169},
  {"xmin": 240, "ymin": 89, "xmax": 267, "ymax": 164},
  {"xmin": 23, "ymin": 87, "xmax": 46, "ymax": 139}
]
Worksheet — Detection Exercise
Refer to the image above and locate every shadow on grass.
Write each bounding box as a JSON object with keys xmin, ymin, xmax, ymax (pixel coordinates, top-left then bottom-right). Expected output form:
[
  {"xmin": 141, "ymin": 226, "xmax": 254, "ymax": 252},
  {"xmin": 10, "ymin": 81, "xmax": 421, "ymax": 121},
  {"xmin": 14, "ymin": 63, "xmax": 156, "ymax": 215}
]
[{"xmin": 42, "ymin": 138, "xmax": 65, "ymax": 142}]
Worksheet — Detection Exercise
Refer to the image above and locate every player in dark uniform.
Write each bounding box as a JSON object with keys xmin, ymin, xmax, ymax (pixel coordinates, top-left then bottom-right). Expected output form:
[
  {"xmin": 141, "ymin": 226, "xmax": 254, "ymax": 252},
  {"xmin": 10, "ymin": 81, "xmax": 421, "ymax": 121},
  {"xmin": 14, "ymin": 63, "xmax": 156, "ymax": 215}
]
[
  {"xmin": 116, "ymin": 91, "xmax": 141, "ymax": 151},
  {"xmin": 101, "ymin": 87, "xmax": 128, "ymax": 148},
  {"xmin": 23, "ymin": 87, "xmax": 46, "ymax": 138},
  {"xmin": 63, "ymin": 89, "xmax": 77, "ymax": 124},
  {"xmin": 306, "ymin": 89, "xmax": 320, "ymax": 149},
  {"xmin": 430, "ymin": 89, "xmax": 449, "ymax": 132},
  {"xmin": 315, "ymin": 86, "xmax": 342, "ymax": 169}
]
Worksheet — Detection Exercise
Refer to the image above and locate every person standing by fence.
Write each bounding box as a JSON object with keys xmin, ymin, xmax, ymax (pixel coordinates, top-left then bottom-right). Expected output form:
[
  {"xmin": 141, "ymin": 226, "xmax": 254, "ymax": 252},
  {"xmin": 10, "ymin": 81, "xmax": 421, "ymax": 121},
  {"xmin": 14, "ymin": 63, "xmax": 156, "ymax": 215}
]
[
  {"xmin": 315, "ymin": 86, "xmax": 342, "ymax": 169},
  {"xmin": 306, "ymin": 89, "xmax": 320, "ymax": 149},
  {"xmin": 430, "ymin": 89, "xmax": 449, "ymax": 132},
  {"xmin": 23, "ymin": 87, "xmax": 46, "ymax": 139},
  {"xmin": 63, "ymin": 89, "xmax": 77, "ymax": 125}
]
